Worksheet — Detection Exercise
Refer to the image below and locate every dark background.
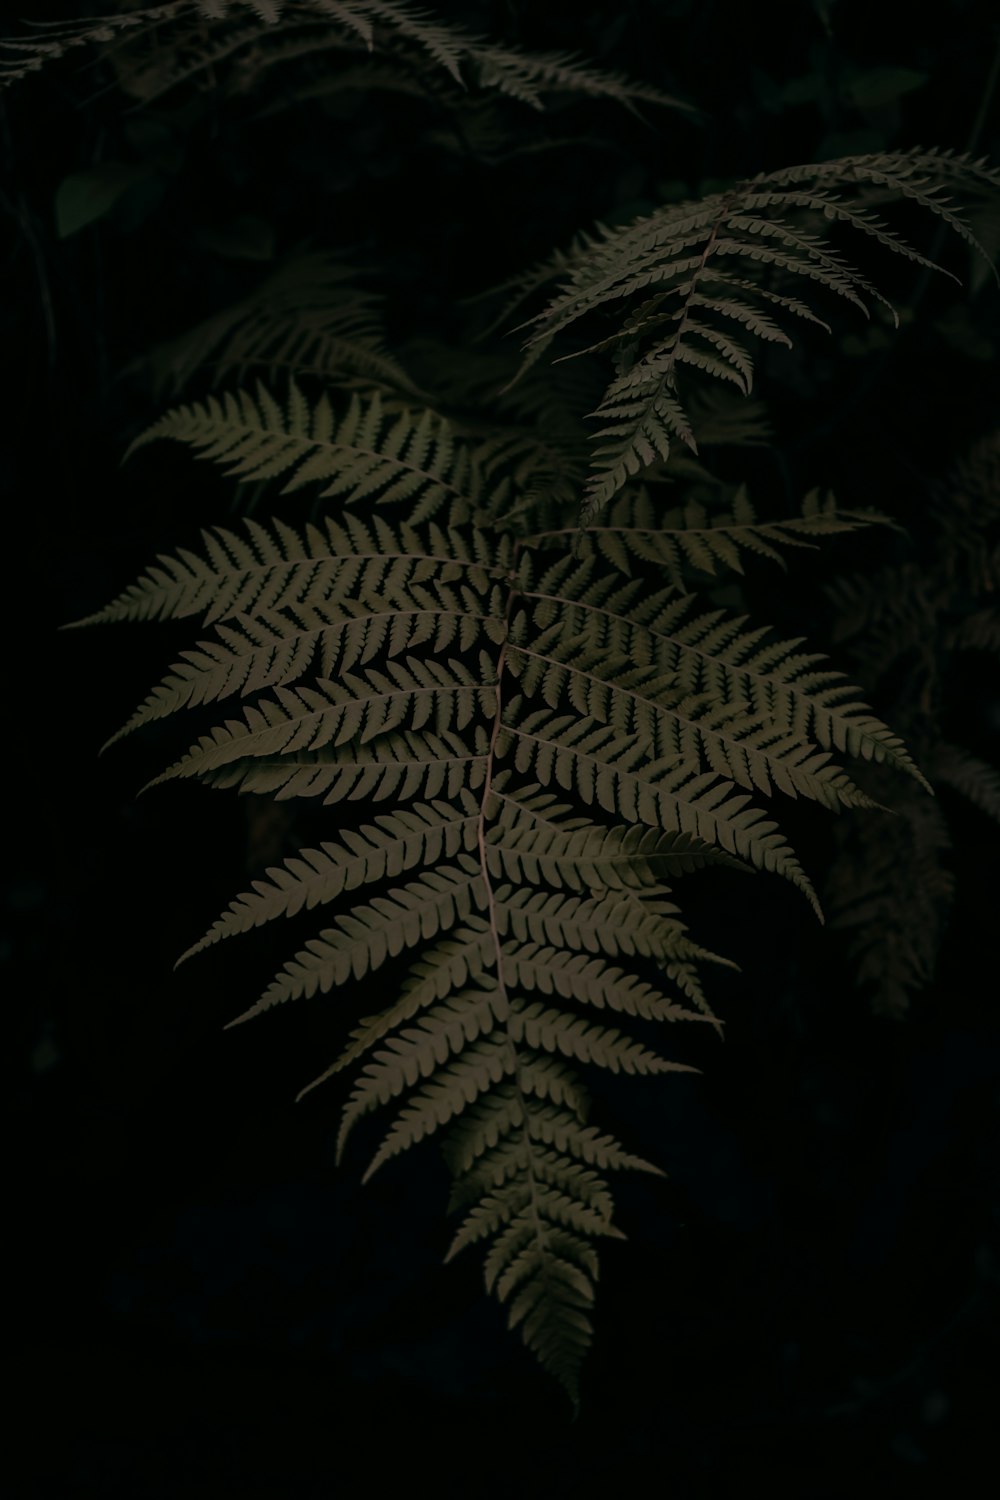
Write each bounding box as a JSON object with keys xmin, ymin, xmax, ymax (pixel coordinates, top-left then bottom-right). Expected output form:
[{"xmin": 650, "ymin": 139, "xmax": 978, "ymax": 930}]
[{"xmin": 3, "ymin": 1, "xmax": 1000, "ymax": 1493}]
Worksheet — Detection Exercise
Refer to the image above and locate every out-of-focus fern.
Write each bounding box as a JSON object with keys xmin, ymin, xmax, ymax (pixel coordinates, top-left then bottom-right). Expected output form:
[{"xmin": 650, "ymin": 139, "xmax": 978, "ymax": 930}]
[
  {"xmin": 825, "ymin": 428, "xmax": 1000, "ymax": 1016},
  {"xmin": 0, "ymin": 0, "xmax": 695, "ymax": 116},
  {"xmin": 823, "ymin": 782, "xmax": 955, "ymax": 1020},
  {"xmin": 142, "ymin": 250, "xmax": 426, "ymax": 402}
]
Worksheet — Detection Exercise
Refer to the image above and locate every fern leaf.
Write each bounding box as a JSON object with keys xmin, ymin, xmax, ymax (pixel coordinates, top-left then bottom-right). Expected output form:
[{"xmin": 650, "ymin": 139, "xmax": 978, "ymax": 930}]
[
  {"xmin": 508, "ymin": 1002, "xmax": 697, "ymax": 1076},
  {"xmin": 443, "ymin": 1089, "xmax": 580, "ymax": 1179},
  {"xmin": 177, "ymin": 795, "xmax": 480, "ymax": 960},
  {"xmin": 826, "ymin": 791, "xmax": 954, "ymax": 1018},
  {"xmin": 146, "ymin": 251, "xmax": 425, "ymax": 400},
  {"xmin": 66, "ymin": 508, "xmax": 510, "ymax": 630},
  {"xmin": 488, "ymin": 806, "xmax": 749, "ymax": 886},
  {"xmin": 142, "ymin": 657, "xmax": 498, "ymax": 790},
  {"xmin": 483, "ymin": 1212, "xmax": 597, "ymax": 1405},
  {"xmin": 126, "ymin": 383, "xmax": 480, "ymax": 522},
  {"xmin": 200, "ymin": 727, "xmax": 490, "ymax": 802},
  {"xmin": 505, "ymin": 946, "xmax": 707, "ymax": 1024},
  {"xmin": 524, "ymin": 1105, "xmax": 666, "ymax": 1175},
  {"xmin": 297, "ymin": 964, "xmax": 505, "ymax": 1098},
  {"xmin": 1, "ymin": 5, "xmax": 186, "ymax": 87},
  {"xmin": 505, "ymin": 710, "xmax": 821, "ymax": 914},
  {"xmin": 235, "ymin": 861, "xmax": 488, "ymax": 1012},
  {"xmin": 76, "ymin": 380, "xmax": 939, "ymax": 1399},
  {"xmin": 338, "ymin": 987, "xmax": 502, "ymax": 1150},
  {"xmin": 103, "ymin": 583, "xmax": 503, "ymax": 747},
  {"xmin": 521, "ymin": 581, "xmax": 929, "ymax": 791},
  {"xmin": 362, "ymin": 1034, "xmax": 514, "ymax": 1178},
  {"xmin": 511, "ymin": 152, "xmax": 1000, "ymax": 518},
  {"xmin": 495, "ymin": 886, "xmax": 696, "ymax": 960},
  {"xmin": 932, "ymin": 743, "xmax": 1000, "ymax": 824},
  {"xmin": 946, "ymin": 608, "xmax": 1000, "ymax": 657},
  {"xmin": 452, "ymin": 1176, "xmax": 622, "ymax": 1267},
  {"xmin": 507, "ymin": 629, "xmax": 876, "ymax": 812},
  {"xmin": 447, "ymin": 1144, "xmax": 614, "ymax": 1218},
  {"xmin": 533, "ymin": 485, "xmax": 887, "ymax": 584},
  {"xmin": 466, "ymin": 42, "xmax": 696, "ymax": 117}
]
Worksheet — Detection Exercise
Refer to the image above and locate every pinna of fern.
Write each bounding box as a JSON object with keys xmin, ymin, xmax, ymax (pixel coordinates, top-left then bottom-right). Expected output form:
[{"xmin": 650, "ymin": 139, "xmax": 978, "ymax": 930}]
[{"xmin": 66, "ymin": 377, "xmax": 933, "ymax": 1402}]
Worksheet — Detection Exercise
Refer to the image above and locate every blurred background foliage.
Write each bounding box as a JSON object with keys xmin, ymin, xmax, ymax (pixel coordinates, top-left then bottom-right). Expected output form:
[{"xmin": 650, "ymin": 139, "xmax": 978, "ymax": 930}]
[{"xmin": 3, "ymin": 0, "xmax": 1000, "ymax": 1493}]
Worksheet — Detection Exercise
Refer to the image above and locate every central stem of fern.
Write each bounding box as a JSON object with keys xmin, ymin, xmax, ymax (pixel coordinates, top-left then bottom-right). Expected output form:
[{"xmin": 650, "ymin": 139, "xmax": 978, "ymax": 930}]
[
  {"xmin": 476, "ymin": 539, "xmax": 554, "ymax": 1282},
  {"xmin": 477, "ymin": 547, "xmax": 517, "ymax": 1027}
]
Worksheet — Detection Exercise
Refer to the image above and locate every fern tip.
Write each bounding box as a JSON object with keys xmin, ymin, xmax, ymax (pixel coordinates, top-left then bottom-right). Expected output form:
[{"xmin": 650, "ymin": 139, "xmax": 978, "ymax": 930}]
[
  {"xmin": 295, "ymin": 1074, "xmax": 327, "ymax": 1105},
  {"xmin": 222, "ymin": 1004, "xmax": 258, "ymax": 1031},
  {"xmin": 121, "ymin": 431, "xmax": 153, "ymax": 466},
  {"xmin": 173, "ymin": 938, "xmax": 207, "ymax": 969},
  {"xmin": 98, "ymin": 724, "xmax": 130, "ymax": 755}
]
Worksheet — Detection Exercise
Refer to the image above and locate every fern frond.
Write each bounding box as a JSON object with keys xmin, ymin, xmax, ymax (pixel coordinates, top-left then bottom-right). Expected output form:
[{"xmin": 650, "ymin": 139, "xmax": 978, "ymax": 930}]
[
  {"xmin": 103, "ymin": 580, "xmax": 504, "ymax": 747},
  {"xmin": 932, "ymin": 743, "xmax": 1000, "ymax": 824},
  {"xmin": 507, "ymin": 630, "xmax": 880, "ymax": 811},
  {"xmin": 494, "ymin": 886, "xmax": 695, "ymax": 960},
  {"xmin": 102, "ymin": 582, "xmax": 503, "ymax": 750},
  {"xmin": 2, "ymin": 0, "xmax": 694, "ymax": 128},
  {"xmin": 146, "ymin": 251, "xmax": 424, "ymax": 401},
  {"xmin": 513, "ymin": 151, "xmax": 1000, "ymax": 520},
  {"xmin": 463, "ymin": 41, "xmax": 695, "ymax": 117},
  {"xmin": 297, "ymin": 959, "xmax": 506, "ymax": 1089},
  {"xmin": 0, "ymin": 5, "xmax": 189, "ymax": 87},
  {"xmin": 446, "ymin": 1164, "xmax": 619, "ymax": 1254},
  {"xmin": 946, "ymin": 609, "xmax": 1000, "ymax": 657},
  {"xmin": 142, "ymin": 656, "xmax": 498, "ymax": 791},
  {"xmin": 501, "ymin": 712, "xmax": 821, "ymax": 914},
  {"xmin": 488, "ymin": 802, "xmax": 750, "ymax": 885},
  {"xmin": 447, "ymin": 1141, "xmax": 614, "ymax": 1216},
  {"xmin": 177, "ymin": 795, "xmax": 480, "ymax": 960},
  {"xmin": 77, "ymin": 380, "xmax": 933, "ymax": 1399},
  {"xmin": 340, "ymin": 989, "xmax": 502, "ymax": 1124},
  {"xmin": 826, "ymin": 791, "xmax": 954, "ymax": 1018},
  {"xmin": 531, "ymin": 485, "xmax": 888, "ymax": 584},
  {"xmin": 64, "ymin": 506, "xmax": 511, "ymax": 630},
  {"xmin": 518, "ymin": 577, "xmax": 929, "ymax": 792},
  {"xmin": 503, "ymin": 946, "xmax": 708, "ymax": 1025},
  {"xmin": 199, "ymin": 727, "xmax": 490, "ymax": 802},
  {"xmin": 471, "ymin": 1194, "xmax": 599, "ymax": 1402},
  {"xmin": 125, "ymin": 382, "xmax": 485, "ymax": 522},
  {"xmin": 443, "ymin": 1087, "xmax": 666, "ymax": 1403},
  {"xmin": 243, "ymin": 860, "xmax": 489, "ymax": 1009},
  {"xmin": 820, "ymin": 423, "xmax": 1000, "ymax": 1013}
]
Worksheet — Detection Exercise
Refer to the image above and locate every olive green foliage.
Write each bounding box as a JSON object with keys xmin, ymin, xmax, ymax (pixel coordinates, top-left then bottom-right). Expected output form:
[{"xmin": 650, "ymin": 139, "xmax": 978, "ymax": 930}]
[{"xmin": 10, "ymin": 0, "xmax": 999, "ymax": 1405}]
